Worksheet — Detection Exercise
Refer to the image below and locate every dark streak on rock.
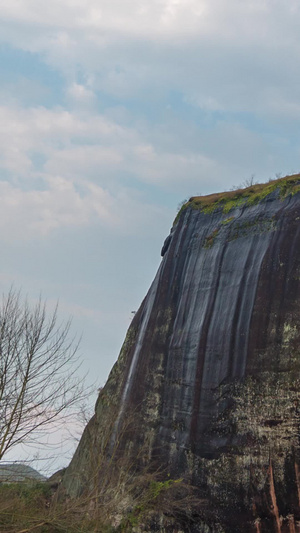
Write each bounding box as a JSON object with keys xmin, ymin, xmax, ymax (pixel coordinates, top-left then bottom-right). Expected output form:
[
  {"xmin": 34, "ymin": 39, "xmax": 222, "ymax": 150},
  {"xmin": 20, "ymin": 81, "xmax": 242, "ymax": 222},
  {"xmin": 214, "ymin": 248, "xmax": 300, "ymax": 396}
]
[{"xmin": 63, "ymin": 183, "xmax": 300, "ymax": 532}]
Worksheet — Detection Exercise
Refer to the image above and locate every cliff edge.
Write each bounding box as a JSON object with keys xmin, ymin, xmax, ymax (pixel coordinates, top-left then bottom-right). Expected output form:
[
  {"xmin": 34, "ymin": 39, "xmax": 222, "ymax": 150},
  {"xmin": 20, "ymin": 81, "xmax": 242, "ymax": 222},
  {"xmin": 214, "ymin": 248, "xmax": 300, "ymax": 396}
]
[{"xmin": 63, "ymin": 174, "xmax": 300, "ymax": 532}]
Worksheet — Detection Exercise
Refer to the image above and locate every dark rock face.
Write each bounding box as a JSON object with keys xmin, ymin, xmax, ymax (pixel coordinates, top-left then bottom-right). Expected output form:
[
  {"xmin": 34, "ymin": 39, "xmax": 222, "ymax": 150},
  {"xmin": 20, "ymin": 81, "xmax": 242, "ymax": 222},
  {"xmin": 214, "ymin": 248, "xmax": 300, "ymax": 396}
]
[{"xmin": 64, "ymin": 181, "xmax": 300, "ymax": 532}]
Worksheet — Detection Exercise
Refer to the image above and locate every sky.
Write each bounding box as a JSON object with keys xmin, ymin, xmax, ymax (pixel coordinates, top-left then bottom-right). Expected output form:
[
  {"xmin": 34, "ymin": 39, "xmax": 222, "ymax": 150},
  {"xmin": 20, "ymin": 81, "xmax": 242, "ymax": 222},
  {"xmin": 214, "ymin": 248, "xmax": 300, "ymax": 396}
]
[{"xmin": 1, "ymin": 0, "xmax": 300, "ymax": 472}]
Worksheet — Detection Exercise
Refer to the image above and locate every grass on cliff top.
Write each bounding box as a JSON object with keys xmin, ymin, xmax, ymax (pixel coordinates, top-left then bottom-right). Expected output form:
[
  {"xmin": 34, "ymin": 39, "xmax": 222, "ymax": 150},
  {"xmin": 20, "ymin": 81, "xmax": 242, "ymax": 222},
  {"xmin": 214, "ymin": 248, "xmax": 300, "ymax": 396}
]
[{"xmin": 175, "ymin": 173, "xmax": 300, "ymax": 223}]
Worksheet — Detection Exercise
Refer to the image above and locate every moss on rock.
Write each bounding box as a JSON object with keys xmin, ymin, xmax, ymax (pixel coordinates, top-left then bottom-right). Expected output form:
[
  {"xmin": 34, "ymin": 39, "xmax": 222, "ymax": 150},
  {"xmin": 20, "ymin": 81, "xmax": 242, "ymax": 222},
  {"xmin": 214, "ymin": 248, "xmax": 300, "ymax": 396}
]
[{"xmin": 175, "ymin": 173, "xmax": 300, "ymax": 223}]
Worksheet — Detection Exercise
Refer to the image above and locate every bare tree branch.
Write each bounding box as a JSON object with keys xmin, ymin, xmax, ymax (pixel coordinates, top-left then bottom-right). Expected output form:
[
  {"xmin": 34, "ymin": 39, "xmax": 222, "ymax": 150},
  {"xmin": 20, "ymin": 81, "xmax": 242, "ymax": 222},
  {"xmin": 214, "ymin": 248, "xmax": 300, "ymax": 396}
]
[{"xmin": 0, "ymin": 288, "xmax": 89, "ymax": 460}]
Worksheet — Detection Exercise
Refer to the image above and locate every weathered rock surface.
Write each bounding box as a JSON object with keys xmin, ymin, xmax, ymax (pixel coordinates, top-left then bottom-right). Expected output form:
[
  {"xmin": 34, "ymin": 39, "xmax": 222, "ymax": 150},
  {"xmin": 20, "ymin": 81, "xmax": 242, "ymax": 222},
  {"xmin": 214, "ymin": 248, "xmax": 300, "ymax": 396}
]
[{"xmin": 63, "ymin": 175, "xmax": 300, "ymax": 532}]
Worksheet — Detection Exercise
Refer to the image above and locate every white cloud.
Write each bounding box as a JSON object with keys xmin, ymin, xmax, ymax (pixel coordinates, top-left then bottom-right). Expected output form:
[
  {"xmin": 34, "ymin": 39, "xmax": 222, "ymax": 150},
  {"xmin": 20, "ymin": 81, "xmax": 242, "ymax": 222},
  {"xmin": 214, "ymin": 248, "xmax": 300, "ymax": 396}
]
[
  {"xmin": 0, "ymin": 173, "xmax": 170, "ymax": 242},
  {"xmin": 0, "ymin": 102, "xmax": 223, "ymax": 190},
  {"xmin": 0, "ymin": 0, "xmax": 298, "ymax": 47},
  {"xmin": 67, "ymin": 82, "xmax": 96, "ymax": 107},
  {"xmin": 0, "ymin": 1, "xmax": 299, "ymax": 240},
  {"xmin": 0, "ymin": 178, "xmax": 115, "ymax": 239},
  {"xmin": 0, "ymin": 103, "xmax": 180, "ymax": 240},
  {"xmin": 0, "ymin": 104, "xmax": 133, "ymax": 177},
  {"xmin": 0, "ymin": 0, "xmax": 299, "ymax": 473},
  {"xmin": 0, "ymin": 97, "xmax": 291, "ymax": 231},
  {"xmin": 1, "ymin": 0, "xmax": 300, "ymax": 123}
]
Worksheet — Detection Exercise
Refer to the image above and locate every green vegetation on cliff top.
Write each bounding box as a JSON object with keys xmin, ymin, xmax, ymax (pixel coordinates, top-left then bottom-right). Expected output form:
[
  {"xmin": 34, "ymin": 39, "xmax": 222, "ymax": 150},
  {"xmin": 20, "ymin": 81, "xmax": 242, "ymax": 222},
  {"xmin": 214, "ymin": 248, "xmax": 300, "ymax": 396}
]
[{"xmin": 175, "ymin": 173, "xmax": 300, "ymax": 223}]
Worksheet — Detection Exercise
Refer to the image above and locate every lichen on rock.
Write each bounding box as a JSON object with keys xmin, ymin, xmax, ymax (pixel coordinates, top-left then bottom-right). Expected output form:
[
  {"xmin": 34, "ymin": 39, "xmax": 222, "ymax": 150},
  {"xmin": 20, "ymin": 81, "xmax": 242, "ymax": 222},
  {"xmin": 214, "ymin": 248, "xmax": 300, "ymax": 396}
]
[{"xmin": 62, "ymin": 174, "xmax": 300, "ymax": 532}]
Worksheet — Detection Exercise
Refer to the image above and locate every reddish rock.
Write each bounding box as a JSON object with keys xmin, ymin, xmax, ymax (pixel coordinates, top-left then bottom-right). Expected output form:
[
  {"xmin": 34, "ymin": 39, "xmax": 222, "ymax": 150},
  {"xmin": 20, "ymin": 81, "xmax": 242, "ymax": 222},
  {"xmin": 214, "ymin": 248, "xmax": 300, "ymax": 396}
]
[{"xmin": 63, "ymin": 175, "xmax": 300, "ymax": 532}]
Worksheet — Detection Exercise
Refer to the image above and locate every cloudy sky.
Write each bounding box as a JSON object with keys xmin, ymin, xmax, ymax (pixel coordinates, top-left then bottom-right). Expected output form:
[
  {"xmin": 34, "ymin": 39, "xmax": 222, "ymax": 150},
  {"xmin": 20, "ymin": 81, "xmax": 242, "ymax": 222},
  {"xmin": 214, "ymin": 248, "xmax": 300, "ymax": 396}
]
[{"xmin": 1, "ymin": 0, "xmax": 300, "ymax": 469}]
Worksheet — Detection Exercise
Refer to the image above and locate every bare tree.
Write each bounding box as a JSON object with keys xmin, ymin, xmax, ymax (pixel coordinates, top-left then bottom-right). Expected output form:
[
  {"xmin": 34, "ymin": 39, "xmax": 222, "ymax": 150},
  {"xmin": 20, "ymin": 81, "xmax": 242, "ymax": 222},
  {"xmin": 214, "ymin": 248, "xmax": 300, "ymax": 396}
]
[{"xmin": 0, "ymin": 288, "xmax": 87, "ymax": 460}]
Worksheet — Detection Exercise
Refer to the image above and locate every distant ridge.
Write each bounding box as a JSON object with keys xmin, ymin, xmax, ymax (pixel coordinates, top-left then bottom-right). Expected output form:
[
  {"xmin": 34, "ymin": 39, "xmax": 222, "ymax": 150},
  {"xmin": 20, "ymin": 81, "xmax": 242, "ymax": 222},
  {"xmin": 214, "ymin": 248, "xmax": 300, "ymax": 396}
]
[{"xmin": 0, "ymin": 464, "xmax": 46, "ymax": 482}]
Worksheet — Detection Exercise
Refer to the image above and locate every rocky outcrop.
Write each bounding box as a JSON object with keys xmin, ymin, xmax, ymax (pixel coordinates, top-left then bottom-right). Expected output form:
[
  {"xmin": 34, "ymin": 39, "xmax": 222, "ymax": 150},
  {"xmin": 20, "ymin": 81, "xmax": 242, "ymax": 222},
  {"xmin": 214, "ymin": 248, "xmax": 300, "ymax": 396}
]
[{"xmin": 63, "ymin": 175, "xmax": 300, "ymax": 532}]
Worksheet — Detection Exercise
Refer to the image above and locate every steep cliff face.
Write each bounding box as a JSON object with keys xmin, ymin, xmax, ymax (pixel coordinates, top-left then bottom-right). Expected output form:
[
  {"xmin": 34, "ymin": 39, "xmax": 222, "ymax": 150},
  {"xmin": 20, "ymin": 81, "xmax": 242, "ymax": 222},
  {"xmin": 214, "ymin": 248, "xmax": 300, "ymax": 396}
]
[{"xmin": 64, "ymin": 175, "xmax": 300, "ymax": 532}]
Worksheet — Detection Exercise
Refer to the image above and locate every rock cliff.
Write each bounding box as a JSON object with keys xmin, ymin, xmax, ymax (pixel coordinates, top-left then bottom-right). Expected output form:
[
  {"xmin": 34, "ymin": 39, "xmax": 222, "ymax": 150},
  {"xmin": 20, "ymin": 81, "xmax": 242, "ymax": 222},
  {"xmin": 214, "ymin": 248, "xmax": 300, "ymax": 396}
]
[{"xmin": 63, "ymin": 175, "xmax": 300, "ymax": 532}]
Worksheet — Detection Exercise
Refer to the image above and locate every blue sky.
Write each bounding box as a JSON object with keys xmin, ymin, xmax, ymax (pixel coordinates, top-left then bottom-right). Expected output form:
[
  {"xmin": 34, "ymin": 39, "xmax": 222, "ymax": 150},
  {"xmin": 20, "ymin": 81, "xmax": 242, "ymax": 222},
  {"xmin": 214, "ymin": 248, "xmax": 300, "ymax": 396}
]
[{"xmin": 1, "ymin": 0, "xmax": 300, "ymax": 471}]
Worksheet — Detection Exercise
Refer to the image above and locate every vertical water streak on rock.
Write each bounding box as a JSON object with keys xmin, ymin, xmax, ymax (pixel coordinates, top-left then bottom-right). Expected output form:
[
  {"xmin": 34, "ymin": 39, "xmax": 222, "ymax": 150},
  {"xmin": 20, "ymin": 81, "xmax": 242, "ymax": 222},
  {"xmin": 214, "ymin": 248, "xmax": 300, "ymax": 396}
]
[
  {"xmin": 247, "ymin": 196, "xmax": 300, "ymax": 372},
  {"xmin": 189, "ymin": 241, "xmax": 228, "ymax": 453},
  {"xmin": 157, "ymin": 202, "xmax": 283, "ymax": 457},
  {"xmin": 158, "ymin": 209, "xmax": 231, "ymax": 454},
  {"xmin": 187, "ymin": 200, "xmax": 293, "ymax": 454},
  {"xmin": 110, "ymin": 264, "xmax": 162, "ymax": 449},
  {"xmin": 226, "ymin": 241, "xmax": 257, "ymax": 379},
  {"xmin": 62, "ymin": 179, "xmax": 300, "ymax": 530},
  {"xmin": 194, "ymin": 235, "xmax": 265, "ymax": 452}
]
